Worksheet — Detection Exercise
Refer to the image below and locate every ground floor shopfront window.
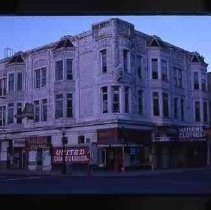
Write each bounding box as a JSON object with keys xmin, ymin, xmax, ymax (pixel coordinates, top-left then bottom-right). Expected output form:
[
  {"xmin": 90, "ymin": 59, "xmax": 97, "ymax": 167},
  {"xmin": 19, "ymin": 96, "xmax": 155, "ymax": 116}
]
[{"xmin": 97, "ymin": 145, "xmax": 150, "ymax": 171}]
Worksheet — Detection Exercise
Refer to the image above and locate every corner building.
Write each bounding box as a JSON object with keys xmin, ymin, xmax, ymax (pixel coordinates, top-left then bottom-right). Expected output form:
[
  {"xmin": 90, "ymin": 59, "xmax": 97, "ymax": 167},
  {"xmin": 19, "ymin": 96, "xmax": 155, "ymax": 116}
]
[{"xmin": 0, "ymin": 18, "xmax": 209, "ymax": 171}]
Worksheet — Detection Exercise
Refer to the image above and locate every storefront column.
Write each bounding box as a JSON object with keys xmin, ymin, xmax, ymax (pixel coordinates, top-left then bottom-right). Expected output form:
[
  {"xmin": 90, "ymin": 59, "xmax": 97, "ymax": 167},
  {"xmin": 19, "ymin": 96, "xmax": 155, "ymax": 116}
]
[
  {"xmin": 207, "ymin": 138, "xmax": 211, "ymax": 166},
  {"xmin": 0, "ymin": 141, "xmax": 8, "ymax": 169},
  {"xmin": 151, "ymin": 144, "xmax": 157, "ymax": 170},
  {"xmin": 121, "ymin": 145, "xmax": 125, "ymax": 171}
]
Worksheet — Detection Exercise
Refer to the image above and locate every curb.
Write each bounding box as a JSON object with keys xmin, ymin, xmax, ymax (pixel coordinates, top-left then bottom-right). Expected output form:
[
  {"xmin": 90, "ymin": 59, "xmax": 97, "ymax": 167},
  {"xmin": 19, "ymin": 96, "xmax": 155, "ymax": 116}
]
[{"xmin": 0, "ymin": 167, "xmax": 210, "ymax": 178}]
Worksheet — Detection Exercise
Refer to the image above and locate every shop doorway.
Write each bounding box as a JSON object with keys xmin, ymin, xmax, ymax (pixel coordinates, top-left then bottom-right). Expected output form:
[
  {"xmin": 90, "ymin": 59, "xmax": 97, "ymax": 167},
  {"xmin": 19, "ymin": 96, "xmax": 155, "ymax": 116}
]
[{"xmin": 106, "ymin": 147, "xmax": 122, "ymax": 171}]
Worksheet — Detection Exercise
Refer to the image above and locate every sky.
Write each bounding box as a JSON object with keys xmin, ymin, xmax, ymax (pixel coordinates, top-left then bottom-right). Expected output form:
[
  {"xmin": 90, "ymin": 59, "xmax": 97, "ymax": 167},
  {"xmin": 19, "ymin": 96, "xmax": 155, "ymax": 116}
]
[{"xmin": 0, "ymin": 16, "xmax": 210, "ymax": 69}]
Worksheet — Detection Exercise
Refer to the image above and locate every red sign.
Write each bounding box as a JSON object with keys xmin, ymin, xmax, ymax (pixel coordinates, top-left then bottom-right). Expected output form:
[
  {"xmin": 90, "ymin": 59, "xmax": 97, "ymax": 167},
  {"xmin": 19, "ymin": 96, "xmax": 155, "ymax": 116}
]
[{"xmin": 53, "ymin": 147, "xmax": 90, "ymax": 164}]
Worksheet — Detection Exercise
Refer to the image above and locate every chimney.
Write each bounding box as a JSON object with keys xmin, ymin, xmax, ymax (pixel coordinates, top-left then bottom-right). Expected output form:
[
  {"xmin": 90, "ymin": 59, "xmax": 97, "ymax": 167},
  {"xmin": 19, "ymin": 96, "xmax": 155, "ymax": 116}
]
[{"xmin": 4, "ymin": 48, "xmax": 13, "ymax": 58}]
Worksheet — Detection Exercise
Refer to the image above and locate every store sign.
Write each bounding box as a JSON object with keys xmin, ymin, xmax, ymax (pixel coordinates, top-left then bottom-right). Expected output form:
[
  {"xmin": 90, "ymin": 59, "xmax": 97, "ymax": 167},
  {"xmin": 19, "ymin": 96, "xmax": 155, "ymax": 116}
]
[
  {"xmin": 178, "ymin": 126, "xmax": 206, "ymax": 141},
  {"xmin": 13, "ymin": 139, "xmax": 25, "ymax": 147},
  {"xmin": 154, "ymin": 136, "xmax": 171, "ymax": 142},
  {"xmin": 53, "ymin": 147, "xmax": 90, "ymax": 164},
  {"xmin": 26, "ymin": 136, "xmax": 49, "ymax": 149}
]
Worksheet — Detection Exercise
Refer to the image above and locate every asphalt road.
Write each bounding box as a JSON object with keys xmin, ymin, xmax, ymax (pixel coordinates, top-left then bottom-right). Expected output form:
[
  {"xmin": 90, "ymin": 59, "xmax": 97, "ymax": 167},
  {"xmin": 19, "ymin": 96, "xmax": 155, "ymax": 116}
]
[{"xmin": 0, "ymin": 169, "xmax": 211, "ymax": 194}]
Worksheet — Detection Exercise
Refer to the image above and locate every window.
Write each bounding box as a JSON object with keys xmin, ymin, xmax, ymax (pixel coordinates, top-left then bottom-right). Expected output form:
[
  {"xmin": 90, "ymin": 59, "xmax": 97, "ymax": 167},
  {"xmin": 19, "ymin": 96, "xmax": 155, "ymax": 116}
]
[
  {"xmin": 41, "ymin": 99, "xmax": 47, "ymax": 121},
  {"xmin": 203, "ymin": 101, "xmax": 208, "ymax": 123},
  {"xmin": 202, "ymin": 73, "xmax": 206, "ymax": 91},
  {"xmin": 137, "ymin": 55, "xmax": 142, "ymax": 79},
  {"xmin": 100, "ymin": 49, "xmax": 107, "ymax": 73},
  {"xmin": 138, "ymin": 90, "xmax": 143, "ymax": 115},
  {"xmin": 174, "ymin": 97, "xmax": 178, "ymax": 119},
  {"xmin": 41, "ymin": 67, "xmax": 47, "ymax": 87},
  {"xmin": 35, "ymin": 69, "xmax": 41, "ymax": 89},
  {"xmin": 153, "ymin": 92, "xmax": 159, "ymax": 116},
  {"xmin": 34, "ymin": 100, "xmax": 40, "ymax": 122},
  {"xmin": 0, "ymin": 106, "xmax": 6, "ymax": 126},
  {"xmin": 66, "ymin": 59, "xmax": 73, "ymax": 80},
  {"xmin": 161, "ymin": 59, "xmax": 168, "ymax": 80},
  {"xmin": 195, "ymin": 101, "xmax": 200, "ymax": 122},
  {"xmin": 181, "ymin": 98, "xmax": 185, "ymax": 121},
  {"xmin": 162, "ymin": 92, "xmax": 169, "ymax": 118},
  {"xmin": 37, "ymin": 149, "xmax": 42, "ymax": 165},
  {"xmin": 101, "ymin": 87, "xmax": 108, "ymax": 113},
  {"xmin": 112, "ymin": 86, "xmax": 120, "ymax": 113},
  {"xmin": 124, "ymin": 87, "xmax": 130, "ymax": 113},
  {"xmin": 55, "ymin": 94, "xmax": 63, "ymax": 118},
  {"xmin": 78, "ymin": 135, "xmax": 85, "ymax": 144},
  {"xmin": 123, "ymin": 49, "xmax": 129, "ymax": 73},
  {"xmin": 8, "ymin": 73, "xmax": 15, "ymax": 91},
  {"xmin": 67, "ymin": 93, "xmax": 73, "ymax": 118},
  {"xmin": 0, "ymin": 78, "xmax": 6, "ymax": 96},
  {"xmin": 86, "ymin": 138, "xmax": 90, "ymax": 144},
  {"xmin": 7, "ymin": 103, "xmax": 14, "ymax": 124},
  {"xmin": 178, "ymin": 69, "xmax": 183, "ymax": 88},
  {"xmin": 152, "ymin": 58, "xmax": 158, "ymax": 79},
  {"xmin": 17, "ymin": 73, "xmax": 23, "ymax": 91},
  {"xmin": 194, "ymin": 72, "xmax": 199, "ymax": 89},
  {"xmin": 35, "ymin": 68, "xmax": 46, "ymax": 88},
  {"xmin": 16, "ymin": 103, "xmax": 22, "ymax": 124},
  {"xmin": 55, "ymin": 60, "xmax": 63, "ymax": 81},
  {"xmin": 174, "ymin": 67, "xmax": 183, "ymax": 88}
]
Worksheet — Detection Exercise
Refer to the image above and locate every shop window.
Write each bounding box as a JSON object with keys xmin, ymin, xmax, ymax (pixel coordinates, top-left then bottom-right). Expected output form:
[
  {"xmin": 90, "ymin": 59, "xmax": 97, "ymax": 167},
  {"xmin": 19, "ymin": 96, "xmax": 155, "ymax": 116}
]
[{"xmin": 37, "ymin": 149, "xmax": 42, "ymax": 165}]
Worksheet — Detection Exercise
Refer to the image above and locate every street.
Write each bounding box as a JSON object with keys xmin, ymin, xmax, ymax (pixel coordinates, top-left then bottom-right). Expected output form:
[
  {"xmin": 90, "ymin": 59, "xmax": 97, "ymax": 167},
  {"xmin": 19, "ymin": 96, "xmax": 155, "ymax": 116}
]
[{"xmin": 0, "ymin": 168, "xmax": 211, "ymax": 194}]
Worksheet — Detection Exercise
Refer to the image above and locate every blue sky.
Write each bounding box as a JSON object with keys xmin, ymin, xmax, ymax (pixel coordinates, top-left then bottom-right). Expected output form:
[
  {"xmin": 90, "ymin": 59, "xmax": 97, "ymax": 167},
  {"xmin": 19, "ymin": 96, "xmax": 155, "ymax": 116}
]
[{"xmin": 0, "ymin": 16, "xmax": 210, "ymax": 69}]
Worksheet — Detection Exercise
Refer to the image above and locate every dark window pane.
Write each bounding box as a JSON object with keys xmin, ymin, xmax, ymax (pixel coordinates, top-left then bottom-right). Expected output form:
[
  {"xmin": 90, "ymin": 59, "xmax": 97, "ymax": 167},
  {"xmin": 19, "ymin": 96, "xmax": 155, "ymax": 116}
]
[{"xmin": 55, "ymin": 60, "xmax": 63, "ymax": 81}]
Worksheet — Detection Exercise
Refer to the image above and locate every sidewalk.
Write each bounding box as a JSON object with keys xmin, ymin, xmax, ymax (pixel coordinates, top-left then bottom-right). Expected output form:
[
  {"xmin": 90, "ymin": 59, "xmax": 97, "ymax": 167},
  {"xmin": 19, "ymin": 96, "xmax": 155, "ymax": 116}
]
[{"xmin": 0, "ymin": 167, "xmax": 210, "ymax": 177}]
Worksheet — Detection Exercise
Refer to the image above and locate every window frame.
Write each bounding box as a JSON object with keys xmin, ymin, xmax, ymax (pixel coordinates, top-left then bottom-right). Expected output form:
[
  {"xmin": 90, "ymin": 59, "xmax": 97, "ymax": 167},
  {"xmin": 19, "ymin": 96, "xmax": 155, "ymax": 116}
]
[
  {"xmin": 153, "ymin": 92, "xmax": 160, "ymax": 116},
  {"xmin": 8, "ymin": 73, "xmax": 15, "ymax": 92},
  {"xmin": 66, "ymin": 93, "xmax": 73, "ymax": 118},
  {"xmin": 55, "ymin": 93, "xmax": 64, "ymax": 119},
  {"xmin": 101, "ymin": 86, "xmax": 108, "ymax": 114},
  {"xmin": 66, "ymin": 59, "xmax": 73, "ymax": 80},
  {"xmin": 7, "ymin": 103, "xmax": 14, "ymax": 124},
  {"xmin": 100, "ymin": 49, "xmax": 107, "ymax": 74},
  {"xmin": 151, "ymin": 58, "xmax": 158, "ymax": 79},
  {"xmin": 111, "ymin": 86, "xmax": 120, "ymax": 113},
  {"xmin": 55, "ymin": 60, "xmax": 63, "ymax": 81}
]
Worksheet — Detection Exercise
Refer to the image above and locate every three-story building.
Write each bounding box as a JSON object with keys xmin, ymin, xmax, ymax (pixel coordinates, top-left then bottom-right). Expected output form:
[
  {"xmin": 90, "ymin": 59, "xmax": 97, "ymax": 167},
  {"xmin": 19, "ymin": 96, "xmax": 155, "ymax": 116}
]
[{"xmin": 0, "ymin": 18, "xmax": 209, "ymax": 171}]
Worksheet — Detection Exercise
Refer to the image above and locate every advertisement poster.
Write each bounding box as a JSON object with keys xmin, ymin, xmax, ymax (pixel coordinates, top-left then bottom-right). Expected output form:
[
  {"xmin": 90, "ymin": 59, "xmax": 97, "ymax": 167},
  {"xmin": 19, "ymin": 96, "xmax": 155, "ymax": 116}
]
[{"xmin": 53, "ymin": 147, "xmax": 90, "ymax": 164}]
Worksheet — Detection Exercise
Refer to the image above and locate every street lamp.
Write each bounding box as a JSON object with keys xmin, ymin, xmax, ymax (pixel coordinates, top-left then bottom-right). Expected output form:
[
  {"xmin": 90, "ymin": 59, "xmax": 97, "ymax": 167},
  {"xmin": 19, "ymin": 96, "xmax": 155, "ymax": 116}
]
[{"xmin": 61, "ymin": 129, "xmax": 68, "ymax": 174}]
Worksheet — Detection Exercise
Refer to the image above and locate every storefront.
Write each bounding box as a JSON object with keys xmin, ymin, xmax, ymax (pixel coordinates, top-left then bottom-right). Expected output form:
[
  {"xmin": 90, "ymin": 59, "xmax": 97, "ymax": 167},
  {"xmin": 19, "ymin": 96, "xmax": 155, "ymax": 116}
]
[
  {"xmin": 25, "ymin": 136, "xmax": 52, "ymax": 171},
  {"xmin": 97, "ymin": 127, "xmax": 151, "ymax": 171},
  {"xmin": 11, "ymin": 139, "xmax": 26, "ymax": 169},
  {"xmin": 152, "ymin": 126, "xmax": 207, "ymax": 169}
]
